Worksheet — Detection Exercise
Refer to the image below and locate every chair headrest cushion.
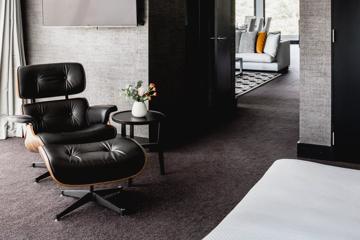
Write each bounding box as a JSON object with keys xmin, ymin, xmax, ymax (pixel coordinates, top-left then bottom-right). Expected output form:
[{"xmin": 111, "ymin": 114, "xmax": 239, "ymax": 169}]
[{"xmin": 18, "ymin": 63, "xmax": 86, "ymax": 99}]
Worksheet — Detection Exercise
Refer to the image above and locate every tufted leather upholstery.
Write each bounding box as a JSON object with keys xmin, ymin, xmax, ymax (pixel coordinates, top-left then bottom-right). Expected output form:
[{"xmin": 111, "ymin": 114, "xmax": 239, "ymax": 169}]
[
  {"xmin": 23, "ymin": 98, "xmax": 89, "ymax": 133},
  {"xmin": 18, "ymin": 63, "xmax": 147, "ymax": 219},
  {"xmin": 87, "ymin": 105, "xmax": 118, "ymax": 125},
  {"xmin": 22, "ymin": 98, "xmax": 117, "ymax": 145},
  {"xmin": 17, "ymin": 63, "xmax": 118, "ymax": 150},
  {"xmin": 37, "ymin": 124, "xmax": 117, "ymax": 145},
  {"xmin": 40, "ymin": 137, "xmax": 146, "ymax": 185},
  {"xmin": 18, "ymin": 63, "xmax": 85, "ymax": 99}
]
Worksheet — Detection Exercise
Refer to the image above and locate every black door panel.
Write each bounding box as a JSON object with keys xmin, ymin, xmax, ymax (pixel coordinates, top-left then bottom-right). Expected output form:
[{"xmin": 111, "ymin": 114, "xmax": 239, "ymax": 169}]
[
  {"xmin": 214, "ymin": 0, "xmax": 235, "ymax": 110},
  {"xmin": 149, "ymin": 0, "xmax": 235, "ymax": 143},
  {"xmin": 333, "ymin": 0, "xmax": 360, "ymax": 160}
]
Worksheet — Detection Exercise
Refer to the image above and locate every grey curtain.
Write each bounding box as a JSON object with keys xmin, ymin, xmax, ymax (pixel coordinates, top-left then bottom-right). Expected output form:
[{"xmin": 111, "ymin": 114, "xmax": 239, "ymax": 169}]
[{"xmin": 0, "ymin": 0, "xmax": 26, "ymax": 139}]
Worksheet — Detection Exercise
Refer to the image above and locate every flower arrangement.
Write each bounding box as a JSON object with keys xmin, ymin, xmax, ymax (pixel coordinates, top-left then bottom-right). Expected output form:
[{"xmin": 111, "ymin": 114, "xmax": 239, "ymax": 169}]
[{"xmin": 122, "ymin": 81, "xmax": 157, "ymax": 103}]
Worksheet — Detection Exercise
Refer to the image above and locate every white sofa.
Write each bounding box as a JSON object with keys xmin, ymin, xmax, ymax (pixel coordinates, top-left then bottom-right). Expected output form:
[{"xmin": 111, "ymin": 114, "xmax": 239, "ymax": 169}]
[
  {"xmin": 235, "ymin": 37, "xmax": 291, "ymax": 72},
  {"xmin": 204, "ymin": 159, "xmax": 360, "ymax": 240}
]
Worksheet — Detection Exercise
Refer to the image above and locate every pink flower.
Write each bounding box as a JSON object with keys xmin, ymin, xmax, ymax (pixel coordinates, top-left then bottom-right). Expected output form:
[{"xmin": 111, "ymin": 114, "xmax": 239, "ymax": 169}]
[{"xmin": 138, "ymin": 87, "xmax": 146, "ymax": 96}]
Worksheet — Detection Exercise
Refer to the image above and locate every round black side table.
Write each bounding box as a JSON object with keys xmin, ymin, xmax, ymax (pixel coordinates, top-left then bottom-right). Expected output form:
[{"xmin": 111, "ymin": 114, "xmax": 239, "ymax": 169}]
[{"xmin": 112, "ymin": 110, "xmax": 166, "ymax": 179}]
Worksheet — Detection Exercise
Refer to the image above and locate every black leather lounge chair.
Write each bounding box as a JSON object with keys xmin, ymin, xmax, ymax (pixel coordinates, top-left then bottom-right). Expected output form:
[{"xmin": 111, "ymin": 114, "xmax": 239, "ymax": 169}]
[
  {"xmin": 10, "ymin": 62, "xmax": 118, "ymax": 182},
  {"xmin": 9, "ymin": 63, "xmax": 147, "ymax": 220}
]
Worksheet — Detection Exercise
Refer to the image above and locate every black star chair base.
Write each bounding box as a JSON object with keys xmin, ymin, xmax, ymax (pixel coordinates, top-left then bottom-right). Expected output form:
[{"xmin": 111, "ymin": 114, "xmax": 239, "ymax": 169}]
[
  {"xmin": 39, "ymin": 136, "xmax": 146, "ymax": 221},
  {"xmin": 58, "ymin": 186, "xmax": 125, "ymax": 220}
]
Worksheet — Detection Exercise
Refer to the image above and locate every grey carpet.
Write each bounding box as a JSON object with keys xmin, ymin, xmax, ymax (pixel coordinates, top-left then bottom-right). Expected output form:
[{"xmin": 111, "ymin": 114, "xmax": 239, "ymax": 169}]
[{"xmin": 0, "ymin": 46, "xmax": 314, "ymax": 240}]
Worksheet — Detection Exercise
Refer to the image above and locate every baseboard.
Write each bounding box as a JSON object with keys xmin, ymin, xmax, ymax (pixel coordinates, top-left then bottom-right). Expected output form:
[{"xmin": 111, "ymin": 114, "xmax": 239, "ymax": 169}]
[{"xmin": 297, "ymin": 142, "xmax": 333, "ymax": 160}]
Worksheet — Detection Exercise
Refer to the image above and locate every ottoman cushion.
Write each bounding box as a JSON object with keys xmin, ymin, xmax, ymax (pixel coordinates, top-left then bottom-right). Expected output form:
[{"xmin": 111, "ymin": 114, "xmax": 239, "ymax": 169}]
[{"xmin": 39, "ymin": 136, "xmax": 146, "ymax": 185}]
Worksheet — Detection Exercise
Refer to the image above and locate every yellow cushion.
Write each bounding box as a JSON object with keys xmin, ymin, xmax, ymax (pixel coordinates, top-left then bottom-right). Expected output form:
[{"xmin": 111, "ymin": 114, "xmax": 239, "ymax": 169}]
[{"xmin": 256, "ymin": 32, "xmax": 267, "ymax": 54}]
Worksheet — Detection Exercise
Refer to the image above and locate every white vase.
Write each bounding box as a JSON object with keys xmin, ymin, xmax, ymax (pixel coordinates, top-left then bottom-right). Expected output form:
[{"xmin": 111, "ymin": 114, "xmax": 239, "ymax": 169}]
[{"xmin": 131, "ymin": 101, "xmax": 147, "ymax": 117}]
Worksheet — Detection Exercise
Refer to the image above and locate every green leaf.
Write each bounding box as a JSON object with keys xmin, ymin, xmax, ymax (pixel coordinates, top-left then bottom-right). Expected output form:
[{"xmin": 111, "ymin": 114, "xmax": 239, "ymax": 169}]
[{"xmin": 136, "ymin": 81, "xmax": 143, "ymax": 89}]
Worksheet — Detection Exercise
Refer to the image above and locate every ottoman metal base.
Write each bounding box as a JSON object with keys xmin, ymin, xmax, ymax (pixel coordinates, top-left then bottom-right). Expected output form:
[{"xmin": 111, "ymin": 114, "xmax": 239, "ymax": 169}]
[
  {"xmin": 56, "ymin": 186, "xmax": 126, "ymax": 221},
  {"xmin": 32, "ymin": 161, "xmax": 46, "ymax": 168},
  {"xmin": 32, "ymin": 161, "xmax": 50, "ymax": 183},
  {"xmin": 35, "ymin": 171, "xmax": 50, "ymax": 183}
]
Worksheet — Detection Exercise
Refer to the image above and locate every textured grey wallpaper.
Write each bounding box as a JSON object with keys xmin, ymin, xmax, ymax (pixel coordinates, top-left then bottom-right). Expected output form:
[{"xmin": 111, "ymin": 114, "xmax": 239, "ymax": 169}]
[
  {"xmin": 22, "ymin": 0, "xmax": 149, "ymax": 136},
  {"xmin": 299, "ymin": 0, "xmax": 332, "ymax": 146}
]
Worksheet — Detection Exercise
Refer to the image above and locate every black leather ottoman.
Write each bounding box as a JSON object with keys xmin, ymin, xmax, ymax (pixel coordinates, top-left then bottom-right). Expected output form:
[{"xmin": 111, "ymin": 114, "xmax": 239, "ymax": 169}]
[{"xmin": 39, "ymin": 136, "xmax": 146, "ymax": 220}]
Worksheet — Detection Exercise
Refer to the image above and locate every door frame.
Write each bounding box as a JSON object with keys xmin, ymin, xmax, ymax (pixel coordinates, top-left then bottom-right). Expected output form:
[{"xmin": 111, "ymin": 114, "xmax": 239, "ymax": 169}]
[
  {"xmin": 213, "ymin": 0, "xmax": 236, "ymax": 111},
  {"xmin": 331, "ymin": 0, "xmax": 335, "ymax": 157}
]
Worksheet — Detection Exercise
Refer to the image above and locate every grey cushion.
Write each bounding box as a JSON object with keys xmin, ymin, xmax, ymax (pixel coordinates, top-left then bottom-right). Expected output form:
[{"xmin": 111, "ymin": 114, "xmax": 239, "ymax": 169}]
[
  {"xmin": 235, "ymin": 30, "xmax": 242, "ymax": 53},
  {"xmin": 238, "ymin": 31, "xmax": 257, "ymax": 53},
  {"xmin": 236, "ymin": 53, "xmax": 274, "ymax": 63},
  {"xmin": 264, "ymin": 33, "xmax": 281, "ymax": 57}
]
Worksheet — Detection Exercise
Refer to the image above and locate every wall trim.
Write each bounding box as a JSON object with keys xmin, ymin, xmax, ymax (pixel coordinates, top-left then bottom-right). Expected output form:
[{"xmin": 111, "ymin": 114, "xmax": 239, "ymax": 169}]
[{"xmin": 297, "ymin": 142, "xmax": 333, "ymax": 160}]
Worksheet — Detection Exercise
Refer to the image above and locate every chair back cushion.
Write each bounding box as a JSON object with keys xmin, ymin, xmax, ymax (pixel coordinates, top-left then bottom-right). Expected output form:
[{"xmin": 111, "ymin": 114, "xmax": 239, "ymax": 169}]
[
  {"xmin": 23, "ymin": 98, "xmax": 89, "ymax": 133},
  {"xmin": 18, "ymin": 63, "xmax": 85, "ymax": 99}
]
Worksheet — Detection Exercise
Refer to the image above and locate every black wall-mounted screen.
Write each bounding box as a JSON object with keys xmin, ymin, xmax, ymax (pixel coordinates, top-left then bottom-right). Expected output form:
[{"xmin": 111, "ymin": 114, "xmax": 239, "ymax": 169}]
[{"xmin": 43, "ymin": 0, "xmax": 139, "ymax": 26}]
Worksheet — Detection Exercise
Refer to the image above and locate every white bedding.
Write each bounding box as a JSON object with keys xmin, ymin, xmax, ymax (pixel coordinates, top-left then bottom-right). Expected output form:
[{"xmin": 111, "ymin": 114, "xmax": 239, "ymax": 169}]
[{"xmin": 204, "ymin": 159, "xmax": 360, "ymax": 240}]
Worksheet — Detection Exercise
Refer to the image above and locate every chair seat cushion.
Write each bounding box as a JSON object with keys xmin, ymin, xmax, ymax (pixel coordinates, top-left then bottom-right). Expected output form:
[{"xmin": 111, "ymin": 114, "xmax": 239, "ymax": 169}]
[
  {"xmin": 37, "ymin": 124, "xmax": 117, "ymax": 145},
  {"xmin": 39, "ymin": 136, "xmax": 146, "ymax": 185}
]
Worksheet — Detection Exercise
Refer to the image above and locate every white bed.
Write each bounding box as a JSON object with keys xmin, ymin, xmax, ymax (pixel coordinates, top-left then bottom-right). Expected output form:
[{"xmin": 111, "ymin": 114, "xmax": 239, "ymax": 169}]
[{"xmin": 204, "ymin": 159, "xmax": 360, "ymax": 240}]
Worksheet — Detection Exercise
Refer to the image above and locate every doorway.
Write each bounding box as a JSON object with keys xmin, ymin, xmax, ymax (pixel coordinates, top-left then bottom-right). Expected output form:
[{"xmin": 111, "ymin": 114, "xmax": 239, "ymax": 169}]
[{"xmin": 234, "ymin": 0, "xmax": 300, "ymax": 102}]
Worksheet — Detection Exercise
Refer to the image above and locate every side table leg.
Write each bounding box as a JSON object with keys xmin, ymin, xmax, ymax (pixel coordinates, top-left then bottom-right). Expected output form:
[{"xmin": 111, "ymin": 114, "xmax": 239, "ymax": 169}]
[
  {"xmin": 128, "ymin": 125, "xmax": 135, "ymax": 186},
  {"xmin": 158, "ymin": 148, "xmax": 165, "ymax": 175},
  {"xmin": 130, "ymin": 125, "xmax": 134, "ymax": 138},
  {"xmin": 121, "ymin": 124, "xmax": 126, "ymax": 137},
  {"xmin": 157, "ymin": 122, "xmax": 165, "ymax": 175},
  {"xmin": 128, "ymin": 178, "xmax": 133, "ymax": 187}
]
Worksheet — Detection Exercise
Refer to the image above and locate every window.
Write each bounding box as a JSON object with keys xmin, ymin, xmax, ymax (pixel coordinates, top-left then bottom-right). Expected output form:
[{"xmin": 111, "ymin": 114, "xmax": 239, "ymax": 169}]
[
  {"xmin": 236, "ymin": 0, "xmax": 255, "ymax": 27},
  {"xmin": 265, "ymin": 0, "xmax": 299, "ymax": 40}
]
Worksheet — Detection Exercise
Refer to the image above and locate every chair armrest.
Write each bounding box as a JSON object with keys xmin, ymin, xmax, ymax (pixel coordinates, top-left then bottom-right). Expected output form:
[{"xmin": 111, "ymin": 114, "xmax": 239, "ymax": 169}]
[
  {"xmin": 87, "ymin": 105, "xmax": 118, "ymax": 124},
  {"xmin": 7, "ymin": 115, "xmax": 35, "ymax": 125}
]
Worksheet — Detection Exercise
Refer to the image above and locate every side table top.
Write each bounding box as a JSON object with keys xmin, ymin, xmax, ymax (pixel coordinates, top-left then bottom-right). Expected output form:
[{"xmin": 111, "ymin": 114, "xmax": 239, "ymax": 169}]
[{"xmin": 112, "ymin": 110, "xmax": 165, "ymax": 125}]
